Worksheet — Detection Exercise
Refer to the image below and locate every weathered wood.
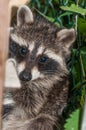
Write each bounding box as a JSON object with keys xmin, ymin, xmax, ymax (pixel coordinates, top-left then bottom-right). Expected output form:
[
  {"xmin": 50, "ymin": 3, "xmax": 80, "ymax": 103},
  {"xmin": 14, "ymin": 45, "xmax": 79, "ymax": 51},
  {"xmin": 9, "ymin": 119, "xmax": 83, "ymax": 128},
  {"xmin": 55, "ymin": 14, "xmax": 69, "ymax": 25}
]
[
  {"xmin": 9, "ymin": 0, "xmax": 30, "ymax": 18},
  {"xmin": 5, "ymin": 59, "xmax": 21, "ymax": 89},
  {"xmin": 0, "ymin": 0, "xmax": 10, "ymax": 129},
  {"xmin": 81, "ymin": 96, "xmax": 86, "ymax": 130},
  {"xmin": 9, "ymin": 0, "xmax": 30, "ymax": 7}
]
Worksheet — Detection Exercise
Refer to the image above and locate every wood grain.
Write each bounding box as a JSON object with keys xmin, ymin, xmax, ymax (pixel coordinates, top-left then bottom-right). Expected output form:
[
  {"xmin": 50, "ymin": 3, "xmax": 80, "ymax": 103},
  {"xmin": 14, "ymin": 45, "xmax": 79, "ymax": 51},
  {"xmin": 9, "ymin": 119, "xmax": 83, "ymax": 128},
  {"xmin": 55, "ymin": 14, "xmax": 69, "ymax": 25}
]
[{"xmin": 0, "ymin": 0, "xmax": 10, "ymax": 129}]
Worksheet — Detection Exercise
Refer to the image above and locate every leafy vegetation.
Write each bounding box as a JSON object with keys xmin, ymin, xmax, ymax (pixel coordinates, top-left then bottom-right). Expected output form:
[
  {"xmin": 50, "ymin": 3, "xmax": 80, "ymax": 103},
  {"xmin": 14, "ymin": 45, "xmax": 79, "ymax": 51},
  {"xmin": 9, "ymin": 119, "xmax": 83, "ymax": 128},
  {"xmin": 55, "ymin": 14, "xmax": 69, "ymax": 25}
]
[
  {"xmin": 64, "ymin": 109, "xmax": 80, "ymax": 130},
  {"xmin": 29, "ymin": 0, "xmax": 86, "ymax": 129}
]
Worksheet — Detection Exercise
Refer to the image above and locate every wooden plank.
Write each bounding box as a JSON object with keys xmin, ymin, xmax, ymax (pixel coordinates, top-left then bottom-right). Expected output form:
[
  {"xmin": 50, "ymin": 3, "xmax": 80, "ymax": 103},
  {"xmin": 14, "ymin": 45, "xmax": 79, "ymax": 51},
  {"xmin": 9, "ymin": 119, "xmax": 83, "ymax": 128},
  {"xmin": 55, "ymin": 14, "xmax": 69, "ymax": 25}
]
[
  {"xmin": 81, "ymin": 96, "xmax": 86, "ymax": 130},
  {"xmin": 4, "ymin": 59, "xmax": 21, "ymax": 89},
  {"xmin": 0, "ymin": 0, "xmax": 10, "ymax": 129},
  {"xmin": 9, "ymin": 0, "xmax": 30, "ymax": 7}
]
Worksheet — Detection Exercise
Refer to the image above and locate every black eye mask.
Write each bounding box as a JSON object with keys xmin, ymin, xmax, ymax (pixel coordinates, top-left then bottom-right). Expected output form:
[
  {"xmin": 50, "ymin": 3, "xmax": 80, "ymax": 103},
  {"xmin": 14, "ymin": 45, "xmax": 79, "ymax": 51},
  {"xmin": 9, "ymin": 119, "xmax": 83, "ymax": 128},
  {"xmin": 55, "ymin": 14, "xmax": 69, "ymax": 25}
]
[
  {"xmin": 9, "ymin": 38, "xmax": 28, "ymax": 61},
  {"xmin": 19, "ymin": 46, "xmax": 28, "ymax": 57},
  {"xmin": 39, "ymin": 55, "xmax": 48, "ymax": 63},
  {"xmin": 9, "ymin": 37, "xmax": 20, "ymax": 57}
]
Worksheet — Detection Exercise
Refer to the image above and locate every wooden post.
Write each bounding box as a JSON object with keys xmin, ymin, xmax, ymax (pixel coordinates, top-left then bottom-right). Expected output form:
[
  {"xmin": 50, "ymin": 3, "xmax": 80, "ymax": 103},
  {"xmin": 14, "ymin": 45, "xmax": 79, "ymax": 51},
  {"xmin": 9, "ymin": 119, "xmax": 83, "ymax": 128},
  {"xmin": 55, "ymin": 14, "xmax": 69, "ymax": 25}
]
[{"xmin": 0, "ymin": 0, "xmax": 10, "ymax": 129}]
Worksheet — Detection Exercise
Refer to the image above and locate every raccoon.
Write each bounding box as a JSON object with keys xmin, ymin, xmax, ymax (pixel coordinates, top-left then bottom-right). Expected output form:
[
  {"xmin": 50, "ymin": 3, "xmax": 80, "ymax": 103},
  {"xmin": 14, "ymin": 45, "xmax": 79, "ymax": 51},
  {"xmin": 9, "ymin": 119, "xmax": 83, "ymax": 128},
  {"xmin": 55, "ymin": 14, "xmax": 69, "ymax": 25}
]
[{"xmin": 2, "ymin": 5, "xmax": 76, "ymax": 130}]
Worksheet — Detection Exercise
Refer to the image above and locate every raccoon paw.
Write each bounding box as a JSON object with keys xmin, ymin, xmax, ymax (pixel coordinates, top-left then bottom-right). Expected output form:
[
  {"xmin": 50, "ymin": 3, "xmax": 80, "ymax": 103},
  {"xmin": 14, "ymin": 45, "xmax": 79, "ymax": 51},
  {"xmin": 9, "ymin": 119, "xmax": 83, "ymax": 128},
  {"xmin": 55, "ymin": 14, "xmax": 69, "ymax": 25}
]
[{"xmin": 28, "ymin": 114, "xmax": 56, "ymax": 130}]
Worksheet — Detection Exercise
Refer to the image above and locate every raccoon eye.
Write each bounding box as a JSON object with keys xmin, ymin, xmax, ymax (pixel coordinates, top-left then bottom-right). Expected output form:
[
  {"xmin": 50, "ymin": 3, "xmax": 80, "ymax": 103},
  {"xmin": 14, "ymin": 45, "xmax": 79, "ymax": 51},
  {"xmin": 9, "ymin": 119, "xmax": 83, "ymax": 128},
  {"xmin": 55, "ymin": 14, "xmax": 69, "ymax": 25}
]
[
  {"xmin": 19, "ymin": 46, "xmax": 28, "ymax": 57},
  {"xmin": 39, "ymin": 56, "xmax": 48, "ymax": 63}
]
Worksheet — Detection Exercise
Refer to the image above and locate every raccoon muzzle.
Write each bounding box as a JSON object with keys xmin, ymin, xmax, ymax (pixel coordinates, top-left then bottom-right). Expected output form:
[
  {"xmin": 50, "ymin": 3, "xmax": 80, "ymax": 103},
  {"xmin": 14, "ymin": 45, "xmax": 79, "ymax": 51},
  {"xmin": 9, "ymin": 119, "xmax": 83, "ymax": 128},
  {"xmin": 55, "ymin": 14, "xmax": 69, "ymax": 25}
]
[{"xmin": 19, "ymin": 70, "xmax": 32, "ymax": 81}]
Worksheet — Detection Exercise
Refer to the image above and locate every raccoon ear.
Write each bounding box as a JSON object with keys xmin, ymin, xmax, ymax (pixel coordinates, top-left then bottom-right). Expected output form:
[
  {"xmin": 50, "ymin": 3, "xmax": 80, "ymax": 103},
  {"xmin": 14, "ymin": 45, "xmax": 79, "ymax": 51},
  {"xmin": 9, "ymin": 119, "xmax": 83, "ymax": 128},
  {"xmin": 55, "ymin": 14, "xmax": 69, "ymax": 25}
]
[
  {"xmin": 57, "ymin": 28, "xmax": 76, "ymax": 49},
  {"xmin": 17, "ymin": 5, "xmax": 34, "ymax": 26}
]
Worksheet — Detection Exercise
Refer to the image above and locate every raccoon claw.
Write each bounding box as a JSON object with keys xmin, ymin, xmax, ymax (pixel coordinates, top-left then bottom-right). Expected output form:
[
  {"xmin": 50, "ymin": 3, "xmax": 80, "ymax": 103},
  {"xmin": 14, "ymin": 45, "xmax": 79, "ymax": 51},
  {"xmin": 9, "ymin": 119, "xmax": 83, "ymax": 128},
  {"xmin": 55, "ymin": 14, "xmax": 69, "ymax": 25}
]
[{"xmin": 28, "ymin": 114, "xmax": 56, "ymax": 130}]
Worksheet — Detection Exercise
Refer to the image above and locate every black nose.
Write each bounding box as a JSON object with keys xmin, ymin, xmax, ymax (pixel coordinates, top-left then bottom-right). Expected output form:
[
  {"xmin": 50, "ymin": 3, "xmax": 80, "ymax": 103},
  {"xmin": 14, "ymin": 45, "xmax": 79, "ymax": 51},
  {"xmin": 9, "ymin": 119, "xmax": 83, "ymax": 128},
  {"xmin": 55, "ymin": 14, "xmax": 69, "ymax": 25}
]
[{"xmin": 19, "ymin": 70, "xmax": 32, "ymax": 81}]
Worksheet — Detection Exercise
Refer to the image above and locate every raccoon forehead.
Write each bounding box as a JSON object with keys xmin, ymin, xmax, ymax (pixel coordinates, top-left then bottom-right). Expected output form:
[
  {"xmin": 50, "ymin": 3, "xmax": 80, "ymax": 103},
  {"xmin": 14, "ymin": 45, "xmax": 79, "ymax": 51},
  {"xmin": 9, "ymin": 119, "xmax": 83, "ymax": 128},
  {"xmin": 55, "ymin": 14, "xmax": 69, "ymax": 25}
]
[
  {"xmin": 44, "ymin": 50, "xmax": 64, "ymax": 64},
  {"xmin": 10, "ymin": 34, "xmax": 63, "ymax": 64},
  {"xmin": 10, "ymin": 33, "xmax": 44, "ymax": 54},
  {"xmin": 11, "ymin": 34, "xmax": 27, "ymax": 46}
]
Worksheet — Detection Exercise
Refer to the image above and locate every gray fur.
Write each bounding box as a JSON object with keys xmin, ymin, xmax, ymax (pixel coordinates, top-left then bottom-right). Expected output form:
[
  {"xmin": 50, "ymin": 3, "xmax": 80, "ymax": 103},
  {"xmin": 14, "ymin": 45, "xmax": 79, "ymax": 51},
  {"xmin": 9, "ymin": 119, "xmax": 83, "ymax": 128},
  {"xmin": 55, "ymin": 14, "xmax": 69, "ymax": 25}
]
[{"xmin": 2, "ymin": 6, "xmax": 76, "ymax": 130}]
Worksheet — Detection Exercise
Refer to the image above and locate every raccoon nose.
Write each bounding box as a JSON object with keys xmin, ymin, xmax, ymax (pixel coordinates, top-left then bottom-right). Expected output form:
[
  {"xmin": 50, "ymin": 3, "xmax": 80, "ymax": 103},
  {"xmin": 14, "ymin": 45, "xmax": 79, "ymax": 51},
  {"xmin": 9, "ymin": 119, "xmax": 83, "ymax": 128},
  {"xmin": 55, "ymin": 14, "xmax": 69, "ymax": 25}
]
[{"xmin": 19, "ymin": 70, "xmax": 32, "ymax": 81}]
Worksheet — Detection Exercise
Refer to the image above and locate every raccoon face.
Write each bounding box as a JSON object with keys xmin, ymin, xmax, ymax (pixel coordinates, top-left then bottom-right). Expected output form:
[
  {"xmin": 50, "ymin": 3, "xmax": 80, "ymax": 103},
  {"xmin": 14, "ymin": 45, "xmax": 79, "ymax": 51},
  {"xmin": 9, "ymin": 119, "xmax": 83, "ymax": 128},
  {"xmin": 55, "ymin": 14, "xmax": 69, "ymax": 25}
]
[{"xmin": 9, "ymin": 6, "xmax": 76, "ymax": 83}]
